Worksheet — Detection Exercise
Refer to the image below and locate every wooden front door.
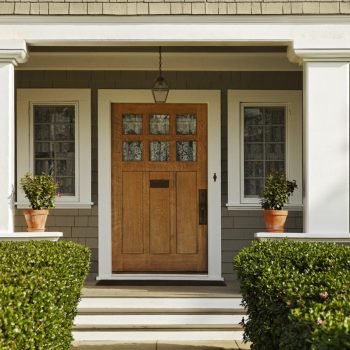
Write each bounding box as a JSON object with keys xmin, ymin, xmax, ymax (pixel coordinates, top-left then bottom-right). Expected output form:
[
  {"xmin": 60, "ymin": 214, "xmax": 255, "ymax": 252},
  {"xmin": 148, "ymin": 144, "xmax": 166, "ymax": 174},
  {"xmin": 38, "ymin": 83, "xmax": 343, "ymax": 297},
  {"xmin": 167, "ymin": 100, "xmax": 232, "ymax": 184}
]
[{"xmin": 111, "ymin": 103, "xmax": 208, "ymax": 273}]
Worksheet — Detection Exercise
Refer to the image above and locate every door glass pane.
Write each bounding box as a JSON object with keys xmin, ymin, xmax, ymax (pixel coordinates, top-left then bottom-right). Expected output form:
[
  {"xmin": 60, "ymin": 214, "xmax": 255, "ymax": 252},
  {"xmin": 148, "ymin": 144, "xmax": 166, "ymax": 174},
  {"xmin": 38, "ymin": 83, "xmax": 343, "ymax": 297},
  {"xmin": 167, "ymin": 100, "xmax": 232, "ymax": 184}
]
[
  {"xmin": 122, "ymin": 114, "xmax": 143, "ymax": 135},
  {"xmin": 176, "ymin": 141, "xmax": 196, "ymax": 161},
  {"xmin": 123, "ymin": 141, "xmax": 143, "ymax": 161},
  {"xmin": 176, "ymin": 114, "xmax": 197, "ymax": 135},
  {"xmin": 150, "ymin": 114, "xmax": 169, "ymax": 135},
  {"xmin": 150, "ymin": 141, "xmax": 170, "ymax": 161},
  {"xmin": 33, "ymin": 105, "xmax": 75, "ymax": 196}
]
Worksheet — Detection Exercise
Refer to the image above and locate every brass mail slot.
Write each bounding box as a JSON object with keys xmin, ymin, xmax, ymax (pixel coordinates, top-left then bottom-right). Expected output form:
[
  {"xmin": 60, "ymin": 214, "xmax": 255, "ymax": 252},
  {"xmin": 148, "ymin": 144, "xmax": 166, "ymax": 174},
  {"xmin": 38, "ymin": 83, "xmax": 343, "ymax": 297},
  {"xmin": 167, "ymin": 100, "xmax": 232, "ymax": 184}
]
[{"xmin": 150, "ymin": 180, "xmax": 169, "ymax": 188}]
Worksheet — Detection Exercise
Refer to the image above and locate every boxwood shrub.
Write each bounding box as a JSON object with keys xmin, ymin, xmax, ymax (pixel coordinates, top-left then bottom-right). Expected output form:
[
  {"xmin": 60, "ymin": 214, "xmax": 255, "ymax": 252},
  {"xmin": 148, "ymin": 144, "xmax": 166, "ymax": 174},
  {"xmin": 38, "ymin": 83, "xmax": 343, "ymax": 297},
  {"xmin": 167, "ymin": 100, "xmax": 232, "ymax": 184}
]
[
  {"xmin": 234, "ymin": 239, "xmax": 350, "ymax": 350},
  {"xmin": 0, "ymin": 240, "xmax": 90, "ymax": 350}
]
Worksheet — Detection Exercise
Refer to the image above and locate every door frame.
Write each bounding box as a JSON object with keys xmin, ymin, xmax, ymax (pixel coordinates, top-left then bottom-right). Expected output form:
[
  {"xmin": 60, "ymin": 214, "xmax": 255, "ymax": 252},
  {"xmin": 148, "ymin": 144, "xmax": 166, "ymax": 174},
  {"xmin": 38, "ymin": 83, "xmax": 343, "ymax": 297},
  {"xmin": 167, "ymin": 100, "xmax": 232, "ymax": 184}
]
[{"xmin": 97, "ymin": 89, "xmax": 222, "ymax": 281}]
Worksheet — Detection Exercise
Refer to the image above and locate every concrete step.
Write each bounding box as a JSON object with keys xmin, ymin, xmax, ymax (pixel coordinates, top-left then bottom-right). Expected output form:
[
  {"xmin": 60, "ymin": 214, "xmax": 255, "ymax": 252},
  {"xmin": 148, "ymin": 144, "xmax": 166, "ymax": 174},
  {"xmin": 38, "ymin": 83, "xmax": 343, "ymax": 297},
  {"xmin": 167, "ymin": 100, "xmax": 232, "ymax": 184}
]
[
  {"xmin": 71, "ymin": 340, "xmax": 252, "ymax": 349},
  {"xmin": 78, "ymin": 297, "xmax": 243, "ymax": 313},
  {"xmin": 74, "ymin": 296, "xmax": 246, "ymax": 343}
]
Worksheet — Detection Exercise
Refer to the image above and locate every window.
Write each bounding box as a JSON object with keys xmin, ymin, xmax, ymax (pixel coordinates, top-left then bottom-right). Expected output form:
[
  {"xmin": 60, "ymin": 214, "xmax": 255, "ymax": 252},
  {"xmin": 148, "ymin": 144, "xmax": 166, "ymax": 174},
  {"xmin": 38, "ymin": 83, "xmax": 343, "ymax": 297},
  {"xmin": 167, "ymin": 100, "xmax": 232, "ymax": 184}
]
[
  {"xmin": 17, "ymin": 89, "xmax": 92, "ymax": 208},
  {"xmin": 227, "ymin": 90, "xmax": 302, "ymax": 209}
]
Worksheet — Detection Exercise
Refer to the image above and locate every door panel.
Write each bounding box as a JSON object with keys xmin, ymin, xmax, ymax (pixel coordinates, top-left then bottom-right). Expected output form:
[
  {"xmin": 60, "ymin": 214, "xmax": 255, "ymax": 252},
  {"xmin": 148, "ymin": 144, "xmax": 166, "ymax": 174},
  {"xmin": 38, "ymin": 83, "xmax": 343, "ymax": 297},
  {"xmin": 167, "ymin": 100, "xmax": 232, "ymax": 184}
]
[
  {"xmin": 122, "ymin": 172, "xmax": 143, "ymax": 254},
  {"xmin": 149, "ymin": 172, "xmax": 171, "ymax": 254},
  {"xmin": 111, "ymin": 103, "xmax": 207, "ymax": 273},
  {"xmin": 176, "ymin": 171, "xmax": 197, "ymax": 254}
]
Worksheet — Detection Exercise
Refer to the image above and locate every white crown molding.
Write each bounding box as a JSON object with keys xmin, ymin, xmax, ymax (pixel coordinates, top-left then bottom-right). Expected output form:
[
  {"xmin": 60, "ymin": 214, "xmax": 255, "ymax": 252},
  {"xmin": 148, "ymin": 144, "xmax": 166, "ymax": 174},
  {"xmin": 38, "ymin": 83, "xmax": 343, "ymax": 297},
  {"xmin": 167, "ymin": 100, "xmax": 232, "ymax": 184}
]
[
  {"xmin": 17, "ymin": 52, "xmax": 300, "ymax": 71},
  {"xmin": 0, "ymin": 40, "xmax": 28, "ymax": 65},
  {"xmin": 288, "ymin": 45, "xmax": 350, "ymax": 64}
]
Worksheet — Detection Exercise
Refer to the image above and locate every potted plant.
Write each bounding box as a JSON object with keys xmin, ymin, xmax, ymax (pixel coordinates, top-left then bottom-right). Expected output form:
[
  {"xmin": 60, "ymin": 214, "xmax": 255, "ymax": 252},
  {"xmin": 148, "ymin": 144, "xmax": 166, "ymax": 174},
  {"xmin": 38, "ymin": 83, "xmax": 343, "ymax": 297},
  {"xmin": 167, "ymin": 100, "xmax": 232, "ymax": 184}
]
[
  {"xmin": 20, "ymin": 173, "xmax": 58, "ymax": 232},
  {"xmin": 260, "ymin": 172, "xmax": 297, "ymax": 233}
]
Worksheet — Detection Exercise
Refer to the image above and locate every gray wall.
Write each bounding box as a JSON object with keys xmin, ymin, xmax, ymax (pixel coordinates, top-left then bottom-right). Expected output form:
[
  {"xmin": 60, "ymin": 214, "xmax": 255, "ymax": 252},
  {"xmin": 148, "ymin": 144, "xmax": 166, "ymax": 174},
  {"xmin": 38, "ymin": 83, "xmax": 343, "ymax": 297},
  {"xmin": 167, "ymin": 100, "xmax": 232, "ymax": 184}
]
[{"xmin": 15, "ymin": 69, "xmax": 303, "ymax": 281}]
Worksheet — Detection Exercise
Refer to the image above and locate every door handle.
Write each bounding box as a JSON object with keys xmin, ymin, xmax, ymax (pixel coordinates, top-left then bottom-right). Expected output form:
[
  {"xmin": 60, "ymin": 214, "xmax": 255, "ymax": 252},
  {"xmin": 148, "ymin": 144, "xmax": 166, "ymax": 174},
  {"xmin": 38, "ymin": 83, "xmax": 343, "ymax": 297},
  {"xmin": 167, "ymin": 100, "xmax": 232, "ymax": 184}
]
[{"xmin": 199, "ymin": 189, "xmax": 207, "ymax": 225}]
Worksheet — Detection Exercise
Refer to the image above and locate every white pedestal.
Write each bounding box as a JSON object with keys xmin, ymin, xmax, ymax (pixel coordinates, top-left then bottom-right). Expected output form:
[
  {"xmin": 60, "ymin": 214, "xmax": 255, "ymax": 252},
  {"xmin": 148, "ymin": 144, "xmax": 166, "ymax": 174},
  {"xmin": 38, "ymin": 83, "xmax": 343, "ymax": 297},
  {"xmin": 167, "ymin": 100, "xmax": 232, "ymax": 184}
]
[
  {"xmin": 0, "ymin": 232, "xmax": 63, "ymax": 242},
  {"xmin": 255, "ymin": 232, "xmax": 350, "ymax": 244}
]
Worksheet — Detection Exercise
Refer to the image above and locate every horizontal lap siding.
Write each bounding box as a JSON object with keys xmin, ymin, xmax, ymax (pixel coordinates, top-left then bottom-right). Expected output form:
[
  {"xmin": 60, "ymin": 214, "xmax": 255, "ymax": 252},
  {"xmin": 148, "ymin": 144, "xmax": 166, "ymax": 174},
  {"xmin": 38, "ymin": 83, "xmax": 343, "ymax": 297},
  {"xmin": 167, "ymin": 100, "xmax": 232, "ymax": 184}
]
[{"xmin": 15, "ymin": 69, "xmax": 303, "ymax": 280}]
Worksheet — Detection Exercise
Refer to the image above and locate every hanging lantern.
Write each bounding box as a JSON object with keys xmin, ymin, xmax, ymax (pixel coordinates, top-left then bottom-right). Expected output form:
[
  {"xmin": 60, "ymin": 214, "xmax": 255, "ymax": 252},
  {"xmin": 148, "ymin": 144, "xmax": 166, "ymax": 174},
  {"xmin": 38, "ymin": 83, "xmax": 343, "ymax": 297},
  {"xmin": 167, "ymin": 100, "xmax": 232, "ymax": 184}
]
[{"xmin": 152, "ymin": 47, "xmax": 169, "ymax": 103}]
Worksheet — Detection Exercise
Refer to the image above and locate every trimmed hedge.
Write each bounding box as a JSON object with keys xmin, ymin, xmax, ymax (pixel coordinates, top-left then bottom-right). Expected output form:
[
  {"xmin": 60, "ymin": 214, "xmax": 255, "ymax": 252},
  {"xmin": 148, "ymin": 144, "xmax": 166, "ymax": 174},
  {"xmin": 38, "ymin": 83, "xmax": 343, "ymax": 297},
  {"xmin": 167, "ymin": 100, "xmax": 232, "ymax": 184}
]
[
  {"xmin": 234, "ymin": 239, "xmax": 350, "ymax": 350},
  {"xmin": 0, "ymin": 240, "xmax": 90, "ymax": 350}
]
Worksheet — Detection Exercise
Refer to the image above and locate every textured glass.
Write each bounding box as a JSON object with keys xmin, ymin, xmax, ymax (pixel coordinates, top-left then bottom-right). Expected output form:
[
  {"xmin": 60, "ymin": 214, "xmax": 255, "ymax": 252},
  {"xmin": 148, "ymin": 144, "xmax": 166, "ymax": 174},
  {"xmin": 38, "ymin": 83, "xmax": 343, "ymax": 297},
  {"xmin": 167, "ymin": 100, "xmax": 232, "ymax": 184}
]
[
  {"xmin": 244, "ymin": 108, "xmax": 264, "ymax": 125},
  {"xmin": 35, "ymin": 159, "xmax": 54, "ymax": 175},
  {"xmin": 244, "ymin": 144, "xmax": 264, "ymax": 160},
  {"xmin": 244, "ymin": 179, "xmax": 264, "ymax": 197},
  {"xmin": 54, "ymin": 142, "xmax": 75, "ymax": 158},
  {"xmin": 54, "ymin": 124, "xmax": 74, "ymax": 141},
  {"xmin": 266, "ymin": 161, "xmax": 285, "ymax": 175},
  {"xmin": 243, "ymin": 105, "xmax": 285, "ymax": 198},
  {"xmin": 56, "ymin": 160, "xmax": 75, "ymax": 176},
  {"xmin": 176, "ymin": 141, "xmax": 196, "ymax": 161},
  {"xmin": 264, "ymin": 107, "xmax": 285, "ymax": 124},
  {"xmin": 150, "ymin": 114, "xmax": 169, "ymax": 135},
  {"xmin": 244, "ymin": 161, "xmax": 264, "ymax": 178},
  {"xmin": 35, "ymin": 142, "xmax": 51, "ymax": 158},
  {"xmin": 244, "ymin": 125, "xmax": 263, "ymax": 142},
  {"xmin": 34, "ymin": 124, "xmax": 51, "ymax": 141},
  {"xmin": 265, "ymin": 126, "xmax": 284, "ymax": 142},
  {"xmin": 57, "ymin": 177, "xmax": 75, "ymax": 196},
  {"xmin": 122, "ymin": 114, "xmax": 143, "ymax": 135},
  {"xmin": 176, "ymin": 114, "xmax": 197, "ymax": 135},
  {"xmin": 33, "ymin": 105, "xmax": 75, "ymax": 196},
  {"xmin": 265, "ymin": 143, "xmax": 284, "ymax": 161},
  {"xmin": 123, "ymin": 141, "xmax": 143, "ymax": 161},
  {"xmin": 150, "ymin": 142, "xmax": 170, "ymax": 161}
]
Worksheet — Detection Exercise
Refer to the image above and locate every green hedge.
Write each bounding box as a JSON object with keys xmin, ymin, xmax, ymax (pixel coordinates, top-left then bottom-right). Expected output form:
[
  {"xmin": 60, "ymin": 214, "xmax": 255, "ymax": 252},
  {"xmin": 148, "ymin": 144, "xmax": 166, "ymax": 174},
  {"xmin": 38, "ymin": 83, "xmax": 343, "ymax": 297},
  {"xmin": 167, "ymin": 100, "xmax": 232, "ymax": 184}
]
[
  {"xmin": 234, "ymin": 239, "xmax": 350, "ymax": 350},
  {"xmin": 0, "ymin": 240, "xmax": 90, "ymax": 350}
]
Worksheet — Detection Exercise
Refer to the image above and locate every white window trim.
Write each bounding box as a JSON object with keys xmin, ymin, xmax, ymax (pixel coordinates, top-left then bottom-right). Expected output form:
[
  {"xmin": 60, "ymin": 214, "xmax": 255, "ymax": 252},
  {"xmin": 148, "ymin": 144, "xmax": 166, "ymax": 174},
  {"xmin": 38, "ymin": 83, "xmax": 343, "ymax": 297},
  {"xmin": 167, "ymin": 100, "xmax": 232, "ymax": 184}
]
[
  {"xmin": 16, "ymin": 89, "xmax": 92, "ymax": 209},
  {"xmin": 227, "ymin": 90, "xmax": 303, "ymax": 210},
  {"xmin": 97, "ymin": 89, "xmax": 222, "ymax": 281}
]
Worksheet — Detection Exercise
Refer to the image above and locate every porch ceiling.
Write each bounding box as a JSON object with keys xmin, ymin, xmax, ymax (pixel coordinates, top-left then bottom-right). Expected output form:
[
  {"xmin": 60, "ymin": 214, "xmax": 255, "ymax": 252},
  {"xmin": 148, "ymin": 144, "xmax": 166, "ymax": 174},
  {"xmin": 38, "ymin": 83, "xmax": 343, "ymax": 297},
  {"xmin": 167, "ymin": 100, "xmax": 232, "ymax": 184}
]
[{"xmin": 17, "ymin": 48, "xmax": 300, "ymax": 71}]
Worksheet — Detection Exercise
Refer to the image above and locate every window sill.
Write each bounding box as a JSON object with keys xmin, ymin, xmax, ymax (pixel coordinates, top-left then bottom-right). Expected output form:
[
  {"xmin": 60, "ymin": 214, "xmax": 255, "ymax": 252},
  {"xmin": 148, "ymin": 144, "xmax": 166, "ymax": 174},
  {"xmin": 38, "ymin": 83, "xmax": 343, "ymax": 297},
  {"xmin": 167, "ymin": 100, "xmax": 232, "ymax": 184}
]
[
  {"xmin": 16, "ymin": 202, "xmax": 94, "ymax": 209},
  {"xmin": 226, "ymin": 203, "xmax": 303, "ymax": 211}
]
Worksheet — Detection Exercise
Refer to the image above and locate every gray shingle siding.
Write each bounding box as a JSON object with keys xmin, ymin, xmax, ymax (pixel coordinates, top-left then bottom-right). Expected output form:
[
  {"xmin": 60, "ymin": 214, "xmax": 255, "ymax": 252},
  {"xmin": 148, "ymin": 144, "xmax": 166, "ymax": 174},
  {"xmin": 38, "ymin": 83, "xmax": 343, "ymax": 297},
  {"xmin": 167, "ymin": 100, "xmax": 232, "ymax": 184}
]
[{"xmin": 0, "ymin": 1, "xmax": 349, "ymax": 15}]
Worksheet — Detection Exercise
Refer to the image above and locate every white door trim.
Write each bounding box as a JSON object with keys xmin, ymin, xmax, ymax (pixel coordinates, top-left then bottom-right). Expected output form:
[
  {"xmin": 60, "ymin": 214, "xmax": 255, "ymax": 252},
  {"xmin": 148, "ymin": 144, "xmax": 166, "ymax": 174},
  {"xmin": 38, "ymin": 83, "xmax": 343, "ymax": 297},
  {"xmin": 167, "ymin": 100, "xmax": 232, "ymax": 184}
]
[{"xmin": 97, "ymin": 89, "xmax": 222, "ymax": 281}]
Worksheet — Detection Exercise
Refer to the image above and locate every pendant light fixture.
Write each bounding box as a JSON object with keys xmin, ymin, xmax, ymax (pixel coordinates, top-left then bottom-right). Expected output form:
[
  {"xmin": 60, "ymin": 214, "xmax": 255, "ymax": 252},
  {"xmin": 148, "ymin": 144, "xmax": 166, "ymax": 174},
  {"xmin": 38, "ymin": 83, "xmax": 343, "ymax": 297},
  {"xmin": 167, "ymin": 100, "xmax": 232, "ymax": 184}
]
[{"xmin": 152, "ymin": 47, "xmax": 169, "ymax": 103}]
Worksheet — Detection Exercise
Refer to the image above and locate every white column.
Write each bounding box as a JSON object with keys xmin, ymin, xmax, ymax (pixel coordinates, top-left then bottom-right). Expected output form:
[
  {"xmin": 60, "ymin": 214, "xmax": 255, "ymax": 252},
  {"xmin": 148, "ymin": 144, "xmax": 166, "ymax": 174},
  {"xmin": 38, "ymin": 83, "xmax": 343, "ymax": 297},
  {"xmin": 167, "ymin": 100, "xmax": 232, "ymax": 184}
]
[
  {"xmin": 303, "ymin": 62, "xmax": 349, "ymax": 234},
  {"xmin": 0, "ymin": 40, "xmax": 27, "ymax": 232},
  {"xmin": 0, "ymin": 63, "xmax": 15, "ymax": 232}
]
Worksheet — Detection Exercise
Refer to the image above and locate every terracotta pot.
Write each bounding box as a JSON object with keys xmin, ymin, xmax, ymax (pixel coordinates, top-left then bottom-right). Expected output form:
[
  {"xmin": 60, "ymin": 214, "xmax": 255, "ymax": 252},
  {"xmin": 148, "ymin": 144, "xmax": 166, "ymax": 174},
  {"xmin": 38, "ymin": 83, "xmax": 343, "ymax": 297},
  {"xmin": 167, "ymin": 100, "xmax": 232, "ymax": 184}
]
[
  {"xmin": 263, "ymin": 210, "xmax": 288, "ymax": 233},
  {"xmin": 23, "ymin": 209, "xmax": 49, "ymax": 232}
]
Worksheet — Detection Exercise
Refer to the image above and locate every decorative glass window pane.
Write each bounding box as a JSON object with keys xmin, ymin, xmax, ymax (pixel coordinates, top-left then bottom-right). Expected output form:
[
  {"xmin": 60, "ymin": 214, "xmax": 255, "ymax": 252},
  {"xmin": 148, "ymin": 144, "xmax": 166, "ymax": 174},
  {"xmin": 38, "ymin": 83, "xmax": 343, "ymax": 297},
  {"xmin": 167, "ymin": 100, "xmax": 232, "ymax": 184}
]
[
  {"xmin": 244, "ymin": 179, "xmax": 265, "ymax": 198},
  {"xmin": 244, "ymin": 161, "xmax": 264, "ymax": 178},
  {"xmin": 150, "ymin": 141, "xmax": 170, "ymax": 161},
  {"xmin": 33, "ymin": 105, "xmax": 76, "ymax": 196},
  {"xmin": 123, "ymin": 141, "xmax": 143, "ymax": 161},
  {"xmin": 56, "ymin": 160, "xmax": 75, "ymax": 176},
  {"xmin": 35, "ymin": 142, "xmax": 51, "ymax": 158},
  {"xmin": 176, "ymin": 141, "xmax": 197, "ymax": 161},
  {"xmin": 150, "ymin": 114, "xmax": 169, "ymax": 135},
  {"xmin": 176, "ymin": 114, "xmax": 197, "ymax": 135},
  {"xmin": 244, "ymin": 144, "xmax": 264, "ymax": 161},
  {"xmin": 266, "ymin": 161, "xmax": 285, "ymax": 175},
  {"xmin": 57, "ymin": 177, "xmax": 75, "ymax": 195},
  {"xmin": 243, "ymin": 106, "xmax": 285, "ymax": 198},
  {"xmin": 122, "ymin": 114, "xmax": 143, "ymax": 135}
]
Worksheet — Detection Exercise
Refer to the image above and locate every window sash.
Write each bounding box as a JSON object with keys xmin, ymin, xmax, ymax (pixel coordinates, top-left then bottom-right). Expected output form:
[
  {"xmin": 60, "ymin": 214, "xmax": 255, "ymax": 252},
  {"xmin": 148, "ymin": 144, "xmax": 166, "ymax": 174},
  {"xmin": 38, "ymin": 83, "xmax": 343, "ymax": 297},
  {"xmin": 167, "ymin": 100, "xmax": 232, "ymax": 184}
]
[{"xmin": 241, "ymin": 104, "xmax": 287, "ymax": 203}]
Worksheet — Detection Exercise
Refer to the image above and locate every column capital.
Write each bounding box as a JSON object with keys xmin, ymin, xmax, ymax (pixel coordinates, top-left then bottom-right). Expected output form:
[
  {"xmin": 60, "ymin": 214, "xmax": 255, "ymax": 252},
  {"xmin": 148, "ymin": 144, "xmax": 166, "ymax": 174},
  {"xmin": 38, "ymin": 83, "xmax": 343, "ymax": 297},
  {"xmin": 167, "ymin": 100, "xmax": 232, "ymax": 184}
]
[
  {"xmin": 287, "ymin": 45, "xmax": 350, "ymax": 65},
  {"xmin": 0, "ymin": 40, "xmax": 28, "ymax": 66}
]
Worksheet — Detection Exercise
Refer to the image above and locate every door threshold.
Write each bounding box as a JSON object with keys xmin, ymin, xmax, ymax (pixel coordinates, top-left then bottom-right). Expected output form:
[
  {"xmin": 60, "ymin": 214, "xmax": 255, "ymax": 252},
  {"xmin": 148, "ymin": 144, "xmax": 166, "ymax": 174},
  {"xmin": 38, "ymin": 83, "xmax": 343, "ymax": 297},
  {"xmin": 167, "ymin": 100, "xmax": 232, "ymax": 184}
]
[
  {"xmin": 96, "ymin": 274, "xmax": 225, "ymax": 286},
  {"xmin": 95, "ymin": 280, "xmax": 226, "ymax": 286}
]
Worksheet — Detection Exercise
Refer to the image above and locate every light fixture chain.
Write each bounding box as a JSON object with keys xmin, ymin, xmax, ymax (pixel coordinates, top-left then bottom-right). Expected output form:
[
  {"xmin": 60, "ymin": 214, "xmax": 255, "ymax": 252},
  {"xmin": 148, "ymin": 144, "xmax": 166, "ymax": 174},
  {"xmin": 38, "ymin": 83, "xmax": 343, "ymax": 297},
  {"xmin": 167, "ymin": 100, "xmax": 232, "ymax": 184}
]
[{"xmin": 159, "ymin": 46, "xmax": 162, "ymax": 76}]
